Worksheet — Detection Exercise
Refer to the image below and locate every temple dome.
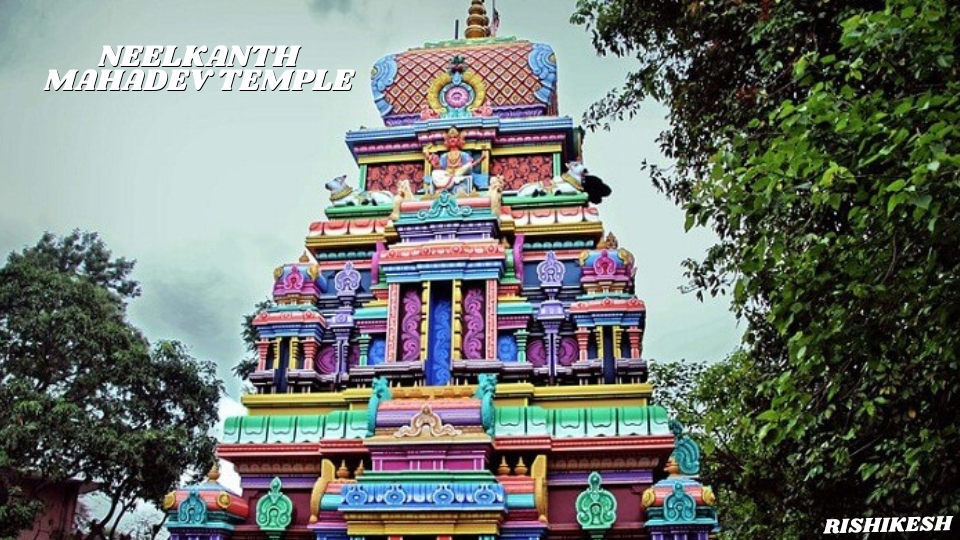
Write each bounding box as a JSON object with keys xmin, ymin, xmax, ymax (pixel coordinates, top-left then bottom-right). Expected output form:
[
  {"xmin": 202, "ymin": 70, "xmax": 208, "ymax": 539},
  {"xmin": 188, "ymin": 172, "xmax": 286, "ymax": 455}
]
[{"xmin": 371, "ymin": 3, "xmax": 558, "ymax": 126}]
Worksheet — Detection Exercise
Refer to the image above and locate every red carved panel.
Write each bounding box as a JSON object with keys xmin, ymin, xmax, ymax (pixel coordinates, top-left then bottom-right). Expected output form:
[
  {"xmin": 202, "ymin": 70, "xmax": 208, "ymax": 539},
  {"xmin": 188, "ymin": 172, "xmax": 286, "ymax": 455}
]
[
  {"xmin": 386, "ymin": 42, "xmax": 540, "ymax": 115},
  {"xmin": 490, "ymin": 154, "xmax": 553, "ymax": 191},
  {"xmin": 365, "ymin": 162, "xmax": 424, "ymax": 193}
]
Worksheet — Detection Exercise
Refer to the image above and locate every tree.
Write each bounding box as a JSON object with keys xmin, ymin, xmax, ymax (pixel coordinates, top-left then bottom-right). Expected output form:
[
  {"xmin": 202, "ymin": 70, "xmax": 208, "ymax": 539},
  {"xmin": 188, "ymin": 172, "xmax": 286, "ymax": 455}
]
[
  {"xmin": 573, "ymin": 0, "xmax": 960, "ymax": 537},
  {"xmin": 0, "ymin": 231, "xmax": 223, "ymax": 540},
  {"xmin": 231, "ymin": 299, "xmax": 274, "ymax": 381}
]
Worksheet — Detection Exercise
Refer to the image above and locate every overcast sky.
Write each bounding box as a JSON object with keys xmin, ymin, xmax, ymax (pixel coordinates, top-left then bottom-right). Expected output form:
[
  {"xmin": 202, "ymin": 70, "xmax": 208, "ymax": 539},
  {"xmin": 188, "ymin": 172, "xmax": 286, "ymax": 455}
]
[{"xmin": 0, "ymin": 0, "xmax": 743, "ymax": 426}]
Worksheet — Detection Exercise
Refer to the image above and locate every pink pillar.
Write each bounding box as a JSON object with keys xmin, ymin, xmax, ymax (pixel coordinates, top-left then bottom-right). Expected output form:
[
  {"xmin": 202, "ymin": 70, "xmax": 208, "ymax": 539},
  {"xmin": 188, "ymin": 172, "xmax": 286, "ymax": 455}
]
[
  {"xmin": 627, "ymin": 326, "xmax": 643, "ymax": 359},
  {"xmin": 386, "ymin": 282, "xmax": 401, "ymax": 362},
  {"xmin": 302, "ymin": 337, "xmax": 318, "ymax": 371},
  {"xmin": 575, "ymin": 328, "xmax": 591, "ymax": 362},
  {"xmin": 485, "ymin": 279, "xmax": 498, "ymax": 359},
  {"xmin": 256, "ymin": 339, "xmax": 270, "ymax": 371}
]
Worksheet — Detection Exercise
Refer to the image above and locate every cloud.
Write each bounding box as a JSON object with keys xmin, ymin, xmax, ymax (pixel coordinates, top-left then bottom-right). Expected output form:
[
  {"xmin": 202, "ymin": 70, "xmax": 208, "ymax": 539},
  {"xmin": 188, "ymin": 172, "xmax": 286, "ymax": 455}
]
[{"xmin": 306, "ymin": 0, "xmax": 359, "ymax": 17}]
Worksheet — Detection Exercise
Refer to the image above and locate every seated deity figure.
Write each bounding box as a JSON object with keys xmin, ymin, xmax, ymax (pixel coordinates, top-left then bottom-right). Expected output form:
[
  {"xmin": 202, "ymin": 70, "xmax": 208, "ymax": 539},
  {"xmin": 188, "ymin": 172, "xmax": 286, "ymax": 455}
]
[{"xmin": 423, "ymin": 127, "xmax": 489, "ymax": 195}]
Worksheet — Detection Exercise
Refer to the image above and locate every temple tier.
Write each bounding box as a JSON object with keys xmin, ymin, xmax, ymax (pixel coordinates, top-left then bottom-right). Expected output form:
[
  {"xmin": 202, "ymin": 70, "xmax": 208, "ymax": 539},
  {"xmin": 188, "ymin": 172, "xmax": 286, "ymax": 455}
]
[{"xmin": 163, "ymin": 2, "xmax": 718, "ymax": 540}]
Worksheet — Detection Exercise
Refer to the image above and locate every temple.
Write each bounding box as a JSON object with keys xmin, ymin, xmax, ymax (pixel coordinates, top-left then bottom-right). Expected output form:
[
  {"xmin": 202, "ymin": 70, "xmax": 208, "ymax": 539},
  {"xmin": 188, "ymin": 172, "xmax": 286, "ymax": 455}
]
[{"xmin": 163, "ymin": 2, "xmax": 718, "ymax": 540}]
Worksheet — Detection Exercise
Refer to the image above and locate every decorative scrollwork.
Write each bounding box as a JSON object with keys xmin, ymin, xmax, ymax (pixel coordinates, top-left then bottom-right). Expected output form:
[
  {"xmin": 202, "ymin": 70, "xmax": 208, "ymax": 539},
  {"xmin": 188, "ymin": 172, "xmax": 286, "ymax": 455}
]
[
  {"xmin": 256, "ymin": 477, "xmax": 293, "ymax": 531},
  {"xmin": 394, "ymin": 404, "xmax": 462, "ymax": 437},
  {"xmin": 537, "ymin": 251, "xmax": 565, "ymax": 288},
  {"xmin": 417, "ymin": 191, "xmax": 474, "ymax": 220},
  {"xmin": 334, "ymin": 261, "xmax": 361, "ymax": 295},
  {"xmin": 575, "ymin": 472, "xmax": 617, "ymax": 531},
  {"xmin": 663, "ymin": 482, "xmax": 697, "ymax": 523},
  {"xmin": 177, "ymin": 488, "xmax": 207, "ymax": 525}
]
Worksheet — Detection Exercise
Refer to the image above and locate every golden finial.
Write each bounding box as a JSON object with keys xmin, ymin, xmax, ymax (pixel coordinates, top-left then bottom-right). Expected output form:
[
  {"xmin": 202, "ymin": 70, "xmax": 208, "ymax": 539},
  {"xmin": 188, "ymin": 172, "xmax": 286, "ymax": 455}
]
[
  {"xmin": 665, "ymin": 456, "xmax": 681, "ymax": 476},
  {"xmin": 299, "ymin": 251, "xmax": 311, "ymax": 263},
  {"xmin": 337, "ymin": 460, "xmax": 350, "ymax": 479},
  {"xmin": 207, "ymin": 462, "xmax": 221, "ymax": 482},
  {"xmin": 515, "ymin": 457, "xmax": 528, "ymax": 476},
  {"xmin": 498, "ymin": 456, "xmax": 510, "ymax": 476},
  {"xmin": 464, "ymin": 0, "xmax": 490, "ymax": 39}
]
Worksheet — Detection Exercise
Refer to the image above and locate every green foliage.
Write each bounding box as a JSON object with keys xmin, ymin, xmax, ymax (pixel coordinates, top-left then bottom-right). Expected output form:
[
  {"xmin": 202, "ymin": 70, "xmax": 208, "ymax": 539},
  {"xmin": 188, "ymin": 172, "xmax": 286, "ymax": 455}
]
[
  {"xmin": 575, "ymin": 0, "xmax": 960, "ymax": 537},
  {"xmin": 0, "ymin": 231, "xmax": 223, "ymax": 540},
  {"xmin": 232, "ymin": 298, "xmax": 274, "ymax": 380}
]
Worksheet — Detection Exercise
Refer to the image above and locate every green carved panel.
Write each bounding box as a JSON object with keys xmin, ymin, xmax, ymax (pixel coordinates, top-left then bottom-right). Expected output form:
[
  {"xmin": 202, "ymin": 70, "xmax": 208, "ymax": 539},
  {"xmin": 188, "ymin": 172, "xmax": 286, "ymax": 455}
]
[
  {"xmin": 294, "ymin": 415, "xmax": 326, "ymax": 442},
  {"xmin": 552, "ymin": 408, "xmax": 586, "ymax": 438},
  {"xmin": 221, "ymin": 416, "xmax": 242, "ymax": 443},
  {"xmin": 617, "ymin": 407, "xmax": 648, "ymax": 436},
  {"xmin": 648, "ymin": 405, "xmax": 671, "ymax": 435},
  {"xmin": 495, "ymin": 407, "xmax": 526, "ymax": 436},
  {"xmin": 526, "ymin": 406, "xmax": 549, "ymax": 436},
  {"xmin": 344, "ymin": 410, "xmax": 368, "ymax": 439},
  {"xmin": 587, "ymin": 408, "xmax": 617, "ymax": 437},
  {"xmin": 256, "ymin": 477, "xmax": 293, "ymax": 532},
  {"xmin": 239, "ymin": 416, "xmax": 269, "ymax": 444},
  {"xmin": 324, "ymin": 411, "xmax": 347, "ymax": 439},
  {"xmin": 266, "ymin": 416, "xmax": 297, "ymax": 443}
]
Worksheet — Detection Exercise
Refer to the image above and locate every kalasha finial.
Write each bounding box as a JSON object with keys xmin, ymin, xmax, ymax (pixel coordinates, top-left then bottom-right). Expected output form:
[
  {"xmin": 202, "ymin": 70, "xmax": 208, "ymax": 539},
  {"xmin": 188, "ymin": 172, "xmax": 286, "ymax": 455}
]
[
  {"xmin": 464, "ymin": 0, "xmax": 490, "ymax": 39},
  {"xmin": 207, "ymin": 462, "xmax": 221, "ymax": 482}
]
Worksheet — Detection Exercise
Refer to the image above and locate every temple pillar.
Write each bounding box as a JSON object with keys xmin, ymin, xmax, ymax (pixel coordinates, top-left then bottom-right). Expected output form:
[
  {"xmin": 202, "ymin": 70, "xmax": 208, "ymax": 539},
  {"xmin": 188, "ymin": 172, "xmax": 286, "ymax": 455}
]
[
  {"xmin": 357, "ymin": 333, "xmax": 372, "ymax": 366},
  {"xmin": 331, "ymin": 309, "xmax": 354, "ymax": 385},
  {"xmin": 595, "ymin": 327, "xmax": 604, "ymax": 359},
  {"xmin": 420, "ymin": 281, "xmax": 431, "ymax": 361},
  {"xmin": 453, "ymin": 279, "xmax": 463, "ymax": 360},
  {"xmin": 386, "ymin": 282, "xmax": 401, "ymax": 362},
  {"xmin": 575, "ymin": 327, "xmax": 590, "ymax": 361},
  {"xmin": 271, "ymin": 339, "xmax": 281, "ymax": 370},
  {"xmin": 256, "ymin": 339, "xmax": 270, "ymax": 371},
  {"xmin": 515, "ymin": 329, "xmax": 529, "ymax": 362},
  {"xmin": 485, "ymin": 279, "xmax": 498, "ymax": 359},
  {"xmin": 302, "ymin": 337, "xmax": 317, "ymax": 371},
  {"xmin": 627, "ymin": 326, "xmax": 642, "ymax": 359},
  {"xmin": 612, "ymin": 326, "xmax": 623, "ymax": 359},
  {"xmin": 289, "ymin": 336, "xmax": 300, "ymax": 369}
]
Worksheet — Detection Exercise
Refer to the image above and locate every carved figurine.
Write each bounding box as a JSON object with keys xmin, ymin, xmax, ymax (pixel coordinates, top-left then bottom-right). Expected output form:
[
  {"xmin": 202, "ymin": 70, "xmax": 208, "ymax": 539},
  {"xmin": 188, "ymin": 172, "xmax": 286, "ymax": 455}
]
[
  {"xmin": 423, "ymin": 127, "xmax": 488, "ymax": 195},
  {"xmin": 516, "ymin": 161, "xmax": 612, "ymax": 204},
  {"xmin": 473, "ymin": 373, "xmax": 497, "ymax": 436},
  {"xmin": 488, "ymin": 175, "xmax": 504, "ymax": 216},
  {"xmin": 366, "ymin": 377, "xmax": 392, "ymax": 437},
  {"xmin": 389, "ymin": 178, "xmax": 416, "ymax": 220},
  {"xmin": 325, "ymin": 175, "xmax": 394, "ymax": 207}
]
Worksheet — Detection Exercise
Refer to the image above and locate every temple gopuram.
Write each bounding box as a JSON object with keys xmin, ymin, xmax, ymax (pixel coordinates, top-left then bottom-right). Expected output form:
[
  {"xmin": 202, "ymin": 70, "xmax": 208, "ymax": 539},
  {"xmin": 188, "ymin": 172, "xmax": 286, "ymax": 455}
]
[{"xmin": 163, "ymin": 2, "xmax": 719, "ymax": 540}]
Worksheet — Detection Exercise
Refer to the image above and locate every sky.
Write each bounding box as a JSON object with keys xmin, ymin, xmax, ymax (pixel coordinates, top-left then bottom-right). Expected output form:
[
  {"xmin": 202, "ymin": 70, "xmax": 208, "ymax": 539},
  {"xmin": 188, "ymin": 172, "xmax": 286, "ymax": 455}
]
[{"xmin": 0, "ymin": 0, "xmax": 743, "ymax": 479}]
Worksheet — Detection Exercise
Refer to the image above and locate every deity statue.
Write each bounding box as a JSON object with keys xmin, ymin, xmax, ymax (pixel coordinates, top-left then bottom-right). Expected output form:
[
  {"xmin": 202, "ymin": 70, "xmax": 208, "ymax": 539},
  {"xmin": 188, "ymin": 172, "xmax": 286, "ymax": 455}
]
[{"xmin": 423, "ymin": 127, "xmax": 489, "ymax": 195}]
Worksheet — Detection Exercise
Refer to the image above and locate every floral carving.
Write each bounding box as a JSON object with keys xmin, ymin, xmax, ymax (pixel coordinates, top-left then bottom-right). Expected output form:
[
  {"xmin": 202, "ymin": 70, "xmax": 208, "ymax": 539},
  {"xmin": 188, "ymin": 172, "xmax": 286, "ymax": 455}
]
[
  {"xmin": 365, "ymin": 162, "xmax": 424, "ymax": 193},
  {"xmin": 400, "ymin": 289, "xmax": 422, "ymax": 361},
  {"xmin": 462, "ymin": 288, "xmax": 485, "ymax": 359},
  {"xmin": 490, "ymin": 155, "xmax": 553, "ymax": 191}
]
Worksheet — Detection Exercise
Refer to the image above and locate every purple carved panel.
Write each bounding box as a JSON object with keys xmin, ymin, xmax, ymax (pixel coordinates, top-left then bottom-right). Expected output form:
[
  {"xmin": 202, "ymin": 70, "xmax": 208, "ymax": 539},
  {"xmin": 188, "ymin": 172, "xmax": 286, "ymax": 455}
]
[
  {"xmin": 527, "ymin": 338, "xmax": 546, "ymax": 367},
  {"xmin": 559, "ymin": 336, "xmax": 578, "ymax": 366},
  {"xmin": 317, "ymin": 346, "xmax": 336, "ymax": 374},
  {"xmin": 462, "ymin": 288, "xmax": 485, "ymax": 360},
  {"xmin": 400, "ymin": 289, "xmax": 422, "ymax": 361}
]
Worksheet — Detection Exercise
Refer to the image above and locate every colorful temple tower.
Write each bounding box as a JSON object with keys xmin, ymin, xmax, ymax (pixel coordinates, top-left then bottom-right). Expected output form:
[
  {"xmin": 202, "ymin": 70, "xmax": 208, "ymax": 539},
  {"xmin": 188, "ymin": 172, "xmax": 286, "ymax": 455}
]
[{"xmin": 164, "ymin": 2, "xmax": 718, "ymax": 539}]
